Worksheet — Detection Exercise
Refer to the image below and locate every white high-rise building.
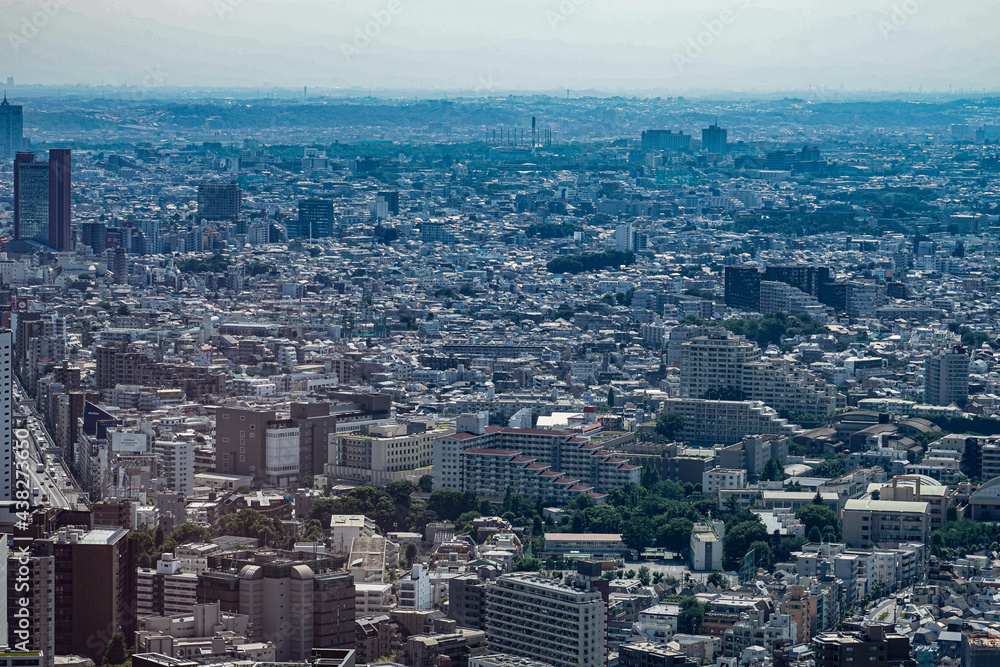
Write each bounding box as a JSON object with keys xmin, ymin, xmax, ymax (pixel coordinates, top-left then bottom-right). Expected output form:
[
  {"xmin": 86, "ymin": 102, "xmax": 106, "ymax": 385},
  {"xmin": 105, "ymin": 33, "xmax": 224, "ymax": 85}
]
[
  {"xmin": 154, "ymin": 440, "xmax": 195, "ymax": 497},
  {"xmin": 925, "ymin": 346, "xmax": 969, "ymax": 406},
  {"xmin": 264, "ymin": 425, "xmax": 300, "ymax": 487},
  {"xmin": 615, "ymin": 223, "xmax": 635, "ymax": 252},
  {"xmin": 0, "ymin": 330, "xmax": 12, "ymax": 502}
]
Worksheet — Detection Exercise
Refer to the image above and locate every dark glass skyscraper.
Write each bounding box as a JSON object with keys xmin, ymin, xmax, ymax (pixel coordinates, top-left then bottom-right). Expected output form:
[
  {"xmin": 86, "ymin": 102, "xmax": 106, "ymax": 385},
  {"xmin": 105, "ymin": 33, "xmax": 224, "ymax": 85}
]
[
  {"xmin": 702, "ymin": 123, "xmax": 728, "ymax": 154},
  {"xmin": 0, "ymin": 94, "xmax": 23, "ymax": 159},
  {"xmin": 197, "ymin": 179, "xmax": 242, "ymax": 220},
  {"xmin": 48, "ymin": 149, "xmax": 72, "ymax": 251},
  {"xmin": 13, "ymin": 149, "xmax": 72, "ymax": 251},
  {"xmin": 293, "ymin": 198, "xmax": 334, "ymax": 239}
]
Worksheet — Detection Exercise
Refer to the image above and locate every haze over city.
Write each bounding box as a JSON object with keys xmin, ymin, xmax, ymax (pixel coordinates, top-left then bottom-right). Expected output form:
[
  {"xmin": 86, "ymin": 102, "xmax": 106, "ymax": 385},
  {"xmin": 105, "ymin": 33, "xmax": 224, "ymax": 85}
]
[{"xmin": 3, "ymin": 0, "xmax": 1000, "ymax": 93}]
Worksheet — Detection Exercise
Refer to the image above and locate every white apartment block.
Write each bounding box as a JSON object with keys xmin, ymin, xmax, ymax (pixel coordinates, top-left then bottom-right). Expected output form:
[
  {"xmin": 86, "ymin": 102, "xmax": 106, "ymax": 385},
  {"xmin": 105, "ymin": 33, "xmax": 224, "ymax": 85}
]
[
  {"xmin": 433, "ymin": 421, "xmax": 639, "ymax": 499},
  {"xmin": 355, "ymin": 582, "xmax": 394, "ymax": 614},
  {"xmin": 398, "ymin": 564, "xmax": 432, "ymax": 610},
  {"xmin": 703, "ymin": 467, "xmax": 748, "ymax": 500},
  {"xmin": 330, "ymin": 514, "xmax": 378, "ymax": 555},
  {"xmin": 657, "ymin": 398, "xmax": 799, "ymax": 447},
  {"xmin": 155, "ymin": 440, "xmax": 195, "ymax": 497},
  {"xmin": 485, "ymin": 574, "xmax": 607, "ymax": 667},
  {"xmin": 679, "ymin": 331, "xmax": 838, "ymax": 415}
]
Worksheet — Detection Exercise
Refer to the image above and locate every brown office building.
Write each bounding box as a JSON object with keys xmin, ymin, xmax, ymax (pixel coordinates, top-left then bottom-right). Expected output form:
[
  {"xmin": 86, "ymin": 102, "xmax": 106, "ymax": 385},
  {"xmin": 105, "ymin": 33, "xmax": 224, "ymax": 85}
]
[
  {"xmin": 291, "ymin": 402, "xmax": 340, "ymax": 478},
  {"xmin": 448, "ymin": 573, "xmax": 488, "ymax": 630},
  {"xmin": 29, "ymin": 527, "xmax": 137, "ymax": 664},
  {"xmin": 214, "ymin": 406, "xmax": 300, "ymax": 485}
]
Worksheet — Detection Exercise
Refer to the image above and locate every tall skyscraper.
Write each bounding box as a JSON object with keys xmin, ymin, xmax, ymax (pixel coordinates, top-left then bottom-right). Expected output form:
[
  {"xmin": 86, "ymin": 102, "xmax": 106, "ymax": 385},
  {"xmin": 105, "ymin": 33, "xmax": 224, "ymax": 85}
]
[
  {"xmin": 702, "ymin": 123, "xmax": 728, "ymax": 153},
  {"xmin": 13, "ymin": 150, "xmax": 72, "ymax": 251},
  {"xmin": 13, "ymin": 153, "xmax": 48, "ymax": 246},
  {"xmin": 48, "ymin": 149, "xmax": 71, "ymax": 251},
  {"xmin": 80, "ymin": 221, "xmax": 108, "ymax": 254},
  {"xmin": 0, "ymin": 95, "xmax": 23, "ymax": 159},
  {"xmin": 925, "ymin": 346, "xmax": 969, "ymax": 406},
  {"xmin": 293, "ymin": 198, "xmax": 334, "ymax": 239}
]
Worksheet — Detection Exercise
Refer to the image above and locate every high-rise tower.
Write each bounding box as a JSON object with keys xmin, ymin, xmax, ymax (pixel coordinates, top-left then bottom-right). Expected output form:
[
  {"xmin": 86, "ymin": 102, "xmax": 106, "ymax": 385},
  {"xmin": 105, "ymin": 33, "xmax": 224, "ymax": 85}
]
[
  {"xmin": 0, "ymin": 94, "xmax": 23, "ymax": 159},
  {"xmin": 13, "ymin": 150, "xmax": 72, "ymax": 251}
]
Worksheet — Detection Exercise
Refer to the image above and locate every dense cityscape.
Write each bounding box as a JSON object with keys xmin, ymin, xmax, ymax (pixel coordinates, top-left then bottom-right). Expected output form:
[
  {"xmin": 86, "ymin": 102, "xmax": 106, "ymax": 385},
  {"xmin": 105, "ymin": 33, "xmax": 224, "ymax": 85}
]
[{"xmin": 2, "ymin": 81, "xmax": 1000, "ymax": 667}]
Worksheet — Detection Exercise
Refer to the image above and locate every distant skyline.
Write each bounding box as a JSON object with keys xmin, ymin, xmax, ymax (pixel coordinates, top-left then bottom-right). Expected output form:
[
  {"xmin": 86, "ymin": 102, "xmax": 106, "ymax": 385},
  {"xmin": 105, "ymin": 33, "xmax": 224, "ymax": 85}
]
[{"xmin": 2, "ymin": 0, "xmax": 998, "ymax": 93}]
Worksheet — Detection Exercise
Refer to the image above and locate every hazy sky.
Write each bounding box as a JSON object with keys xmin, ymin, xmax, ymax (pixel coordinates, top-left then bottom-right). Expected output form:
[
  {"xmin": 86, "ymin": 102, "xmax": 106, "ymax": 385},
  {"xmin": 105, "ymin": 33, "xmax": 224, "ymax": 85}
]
[{"xmin": 2, "ymin": 0, "xmax": 997, "ymax": 92}]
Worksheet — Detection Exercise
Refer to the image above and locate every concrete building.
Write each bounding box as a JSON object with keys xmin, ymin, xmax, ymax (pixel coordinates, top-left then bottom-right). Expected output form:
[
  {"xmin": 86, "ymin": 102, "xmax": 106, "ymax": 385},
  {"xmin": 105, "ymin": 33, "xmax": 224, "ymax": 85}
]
[
  {"xmin": 0, "ymin": 95, "xmax": 23, "ymax": 159},
  {"xmin": 842, "ymin": 498, "xmax": 930, "ymax": 547},
  {"xmin": 868, "ymin": 475, "xmax": 948, "ymax": 531},
  {"xmin": 702, "ymin": 468, "xmax": 747, "ymax": 501},
  {"xmin": 813, "ymin": 624, "xmax": 911, "ymax": 667},
  {"xmin": 348, "ymin": 536, "xmax": 398, "ymax": 583},
  {"xmin": 13, "ymin": 149, "xmax": 71, "ymax": 251},
  {"xmin": 355, "ymin": 582, "xmax": 394, "ymax": 614},
  {"xmin": 619, "ymin": 642, "xmax": 693, "ymax": 667},
  {"xmin": 656, "ymin": 399, "xmax": 799, "ymax": 447},
  {"xmin": 137, "ymin": 553, "xmax": 200, "ymax": 616},
  {"xmin": 449, "ymin": 573, "xmax": 489, "ymax": 630},
  {"xmin": 134, "ymin": 601, "xmax": 261, "ymax": 659},
  {"xmin": 470, "ymin": 656, "xmax": 556, "ymax": 667},
  {"xmin": 398, "ymin": 564, "xmax": 432, "ymax": 610},
  {"xmin": 5, "ymin": 542, "xmax": 55, "ymax": 667},
  {"xmin": 327, "ymin": 422, "xmax": 446, "ymax": 487},
  {"xmin": 197, "ymin": 180, "xmax": 241, "ymax": 221},
  {"xmin": 33, "ymin": 527, "xmax": 138, "ymax": 664},
  {"xmin": 433, "ymin": 417, "xmax": 639, "ymax": 500},
  {"xmin": 690, "ymin": 521, "xmax": 724, "ymax": 571},
  {"xmin": 195, "ymin": 550, "xmax": 355, "ymax": 661},
  {"xmin": 541, "ymin": 533, "xmax": 629, "ymax": 559},
  {"xmin": 330, "ymin": 515, "xmax": 378, "ymax": 555},
  {"xmin": 485, "ymin": 573, "xmax": 607, "ymax": 667},
  {"xmin": 293, "ymin": 198, "xmax": 335, "ymax": 239}
]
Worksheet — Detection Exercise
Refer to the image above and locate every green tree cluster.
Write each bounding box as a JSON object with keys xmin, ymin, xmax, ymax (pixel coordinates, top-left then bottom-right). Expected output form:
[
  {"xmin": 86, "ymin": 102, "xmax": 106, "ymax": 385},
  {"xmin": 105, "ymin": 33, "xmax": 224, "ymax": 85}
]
[{"xmin": 546, "ymin": 250, "xmax": 636, "ymax": 274}]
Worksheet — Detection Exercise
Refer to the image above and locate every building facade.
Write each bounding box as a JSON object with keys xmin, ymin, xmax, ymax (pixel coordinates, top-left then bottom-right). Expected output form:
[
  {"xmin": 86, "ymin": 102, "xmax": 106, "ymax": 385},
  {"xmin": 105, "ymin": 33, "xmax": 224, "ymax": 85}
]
[{"xmin": 485, "ymin": 573, "xmax": 606, "ymax": 667}]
